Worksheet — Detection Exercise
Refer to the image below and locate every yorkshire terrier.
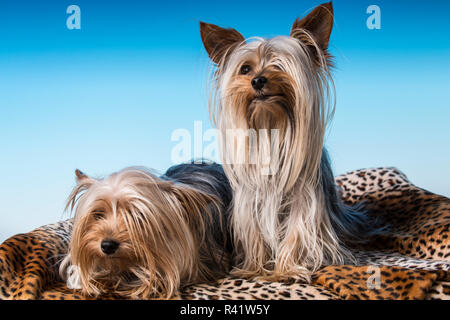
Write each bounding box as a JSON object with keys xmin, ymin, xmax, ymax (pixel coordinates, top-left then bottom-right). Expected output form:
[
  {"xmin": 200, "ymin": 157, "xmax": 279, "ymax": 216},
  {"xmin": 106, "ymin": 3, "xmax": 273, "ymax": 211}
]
[
  {"xmin": 200, "ymin": 2, "xmax": 378, "ymax": 281},
  {"xmin": 59, "ymin": 162, "xmax": 233, "ymax": 299}
]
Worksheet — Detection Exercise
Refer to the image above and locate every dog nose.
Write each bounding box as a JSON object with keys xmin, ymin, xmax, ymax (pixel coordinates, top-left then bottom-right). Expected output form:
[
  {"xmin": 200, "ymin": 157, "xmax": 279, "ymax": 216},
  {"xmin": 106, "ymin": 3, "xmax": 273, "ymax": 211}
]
[
  {"xmin": 101, "ymin": 239, "xmax": 119, "ymax": 255},
  {"xmin": 251, "ymin": 76, "xmax": 267, "ymax": 91}
]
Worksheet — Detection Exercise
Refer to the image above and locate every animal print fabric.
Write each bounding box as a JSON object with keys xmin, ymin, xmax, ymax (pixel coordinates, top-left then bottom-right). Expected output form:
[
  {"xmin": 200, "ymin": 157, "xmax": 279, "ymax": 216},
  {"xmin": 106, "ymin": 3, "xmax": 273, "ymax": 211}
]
[{"xmin": 0, "ymin": 167, "xmax": 448, "ymax": 300}]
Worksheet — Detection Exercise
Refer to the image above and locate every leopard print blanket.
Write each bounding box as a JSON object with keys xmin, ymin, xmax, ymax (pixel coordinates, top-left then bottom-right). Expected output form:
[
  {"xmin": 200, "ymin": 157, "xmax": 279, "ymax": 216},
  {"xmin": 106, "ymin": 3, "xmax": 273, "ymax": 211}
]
[{"xmin": 0, "ymin": 167, "xmax": 448, "ymax": 300}]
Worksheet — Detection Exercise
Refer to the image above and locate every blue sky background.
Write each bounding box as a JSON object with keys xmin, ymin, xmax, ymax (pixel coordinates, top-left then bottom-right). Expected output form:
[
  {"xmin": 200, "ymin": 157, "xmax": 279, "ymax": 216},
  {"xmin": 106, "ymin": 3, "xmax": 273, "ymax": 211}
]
[{"xmin": 0, "ymin": 0, "xmax": 449, "ymax": 242}]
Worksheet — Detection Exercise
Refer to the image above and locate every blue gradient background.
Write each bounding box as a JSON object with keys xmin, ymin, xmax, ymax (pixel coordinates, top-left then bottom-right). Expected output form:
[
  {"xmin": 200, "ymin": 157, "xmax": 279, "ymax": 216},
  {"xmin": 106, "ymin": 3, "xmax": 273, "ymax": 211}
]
[{"xmin": 0, "ymin": 0, "xmax": 449, "ymax": 241}]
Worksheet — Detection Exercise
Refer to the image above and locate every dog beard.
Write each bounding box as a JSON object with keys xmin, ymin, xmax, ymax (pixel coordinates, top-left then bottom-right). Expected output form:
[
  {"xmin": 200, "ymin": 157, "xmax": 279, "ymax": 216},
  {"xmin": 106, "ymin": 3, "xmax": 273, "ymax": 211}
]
[
  {"xmin": 222, "ymin": 69, "xmax": 296, "ymax": 134},
  {"xmin": 248, "ymin": 95, "xmax": 292, "ymax": 131},
  {"xmin": 77, "ymin": 242, "xmax": 137, "ymax": 290}
]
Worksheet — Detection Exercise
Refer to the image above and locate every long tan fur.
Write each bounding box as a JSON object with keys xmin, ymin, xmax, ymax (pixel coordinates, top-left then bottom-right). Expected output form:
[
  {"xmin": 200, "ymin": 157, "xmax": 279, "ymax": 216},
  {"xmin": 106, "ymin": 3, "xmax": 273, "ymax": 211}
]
[
  {"xmin": 60, "ymin": 166, "xmax": 229, "ymax": 299},
  {"xmin": 200, "ymin": 2, "xmax": 373, "ymax": 281}
]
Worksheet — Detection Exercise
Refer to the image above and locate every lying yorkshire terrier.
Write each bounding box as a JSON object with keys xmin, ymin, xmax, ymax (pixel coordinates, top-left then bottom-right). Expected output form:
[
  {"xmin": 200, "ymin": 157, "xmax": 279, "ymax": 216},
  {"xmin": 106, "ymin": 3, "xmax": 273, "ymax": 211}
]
[{"xmin": 59, "ymin": 161, "xmax": 233, "ymax": 299}]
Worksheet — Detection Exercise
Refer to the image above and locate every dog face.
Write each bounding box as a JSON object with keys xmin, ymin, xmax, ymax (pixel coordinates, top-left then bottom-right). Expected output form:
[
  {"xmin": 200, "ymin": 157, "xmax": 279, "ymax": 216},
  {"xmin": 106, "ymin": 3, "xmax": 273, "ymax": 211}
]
[
  {"xmin": 71, "ymin": 198, "xmax": 137, "ymax": 284},
  {"xmin": 61, "ymin": 168, "xmax": 217, "ymax": 299},
  {"xmin": 216, "ymin": 41, "xmax": 298, "ymax": 132},
  {"xmin": 200, "ymin": 2, "xmax": 334, "ymax": 133},
  {"xmin": 201, "ymin": 2, "xmax": 335, "ymax": 185}
]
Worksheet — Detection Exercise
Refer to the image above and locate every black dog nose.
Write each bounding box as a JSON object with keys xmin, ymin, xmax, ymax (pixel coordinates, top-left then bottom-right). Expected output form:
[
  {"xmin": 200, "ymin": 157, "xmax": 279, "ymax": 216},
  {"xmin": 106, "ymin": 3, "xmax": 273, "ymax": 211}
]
[
  {"xmin": 251, "ymin": 76, "xmax": 267, "ymax": 90},
  {"xmin": 101, "ymin": 239, "xmax": 119, "ymax": 255}
]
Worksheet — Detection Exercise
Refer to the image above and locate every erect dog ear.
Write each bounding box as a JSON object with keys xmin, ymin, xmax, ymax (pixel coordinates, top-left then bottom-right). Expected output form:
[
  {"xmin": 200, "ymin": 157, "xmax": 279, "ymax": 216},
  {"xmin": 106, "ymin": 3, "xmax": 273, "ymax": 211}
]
[
  {"xmin": 75, "ymin": 169, "xmax": 89, "ymax": 183},
  {"xmin": 290, "ymin": 2, "xmax": 334, "ymax": 52},
  {"xmin": 200, "ymin": 21, "xmax": 245, "ymax": 65}
]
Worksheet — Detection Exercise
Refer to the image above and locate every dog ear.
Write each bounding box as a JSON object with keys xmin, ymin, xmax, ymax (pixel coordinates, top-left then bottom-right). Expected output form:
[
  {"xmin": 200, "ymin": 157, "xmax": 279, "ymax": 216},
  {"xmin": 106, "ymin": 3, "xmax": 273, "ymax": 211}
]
[
  {"xmin": 66, "ymin": 169, "xmax": 95, "ymax": 213},
  {"xmin": 75, "ymin": 169, "xmax": 89, "ymax": 183},
  {"xmin": 290, "ymin": 2, "xmax": 334, "ymax": 52},
  {"xmin": 200, "ymin": 21, "xmax": 245, "ymax": 64}
]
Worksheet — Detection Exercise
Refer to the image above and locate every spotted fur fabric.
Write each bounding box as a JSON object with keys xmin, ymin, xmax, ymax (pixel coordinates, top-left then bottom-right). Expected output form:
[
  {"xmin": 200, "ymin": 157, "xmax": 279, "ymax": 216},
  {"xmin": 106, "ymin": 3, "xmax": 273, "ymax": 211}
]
[{"xmin": 0, "ymin": 167, "xmax": 448, "ymax": 300}]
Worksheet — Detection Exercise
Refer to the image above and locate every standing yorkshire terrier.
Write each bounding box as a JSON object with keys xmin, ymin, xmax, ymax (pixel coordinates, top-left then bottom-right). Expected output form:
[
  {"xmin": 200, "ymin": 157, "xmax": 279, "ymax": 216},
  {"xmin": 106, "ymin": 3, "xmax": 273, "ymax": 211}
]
[
  {"xmin": 60, "ymin": 162, "xmax": 232, "ymax": 299},
  {"xmin": 200, "ymin": 2, "xmax": 376, "ymax": 281}
]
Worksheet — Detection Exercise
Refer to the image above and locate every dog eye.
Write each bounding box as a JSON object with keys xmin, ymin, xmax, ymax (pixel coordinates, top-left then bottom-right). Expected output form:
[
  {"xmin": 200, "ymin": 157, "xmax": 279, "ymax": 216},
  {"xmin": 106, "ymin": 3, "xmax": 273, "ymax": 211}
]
[
  {"xmin": 240, "ymin": 65, "xmax": 251, "ymax": 75},
  {"xmin": 93, "ymin": 211, "xmax": 105, "ymax": 220}
]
